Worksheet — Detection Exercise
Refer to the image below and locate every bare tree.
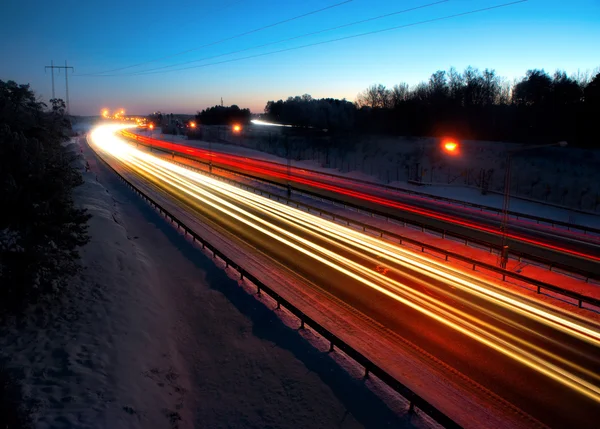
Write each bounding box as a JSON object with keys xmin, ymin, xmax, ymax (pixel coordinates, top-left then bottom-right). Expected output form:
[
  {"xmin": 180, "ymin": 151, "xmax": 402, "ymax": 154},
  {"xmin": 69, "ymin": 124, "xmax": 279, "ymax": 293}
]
[
  {"xmin": 356, "ymin": 84, "xmax": 392, "ymax": 108},
  {"xmin": 447, "ymin": 67, "xmax": 465, "ymax": 105},
  {"xmin": 482, "ymin": 69, "xmax": 501, "ymax": 105},
  {"xmin": 463, "ymin": 66, "xmax": 485, "ymax": 106},
  {"xmin": 496, "ymin": 78, "xmax": 512, "ymax": 105},
  {"xmin": 411, "ymin": 82, "xmax": 430, "ymax": 103},
  {"xmin": 391, "ymin": 83, "xmax": 409, "ymax": 107},
  {"xmin": 429, "ymin": 70, "xmax": 448, "ymax": 101}
]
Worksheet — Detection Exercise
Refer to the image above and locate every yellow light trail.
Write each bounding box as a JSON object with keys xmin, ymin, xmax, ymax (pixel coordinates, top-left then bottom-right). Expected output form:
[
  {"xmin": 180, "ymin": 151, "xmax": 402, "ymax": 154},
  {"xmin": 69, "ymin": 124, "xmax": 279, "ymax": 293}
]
[{"xmin": 90, "ymin": 124, "xmax": 600, "ymax": 402}]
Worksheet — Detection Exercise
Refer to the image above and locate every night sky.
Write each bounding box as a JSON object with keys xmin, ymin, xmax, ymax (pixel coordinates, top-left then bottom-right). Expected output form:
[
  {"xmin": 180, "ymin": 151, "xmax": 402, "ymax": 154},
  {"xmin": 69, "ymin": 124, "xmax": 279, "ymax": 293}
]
[{"xmin": 1, "ymin": 0, "xmax": 599, "ymax": 115}]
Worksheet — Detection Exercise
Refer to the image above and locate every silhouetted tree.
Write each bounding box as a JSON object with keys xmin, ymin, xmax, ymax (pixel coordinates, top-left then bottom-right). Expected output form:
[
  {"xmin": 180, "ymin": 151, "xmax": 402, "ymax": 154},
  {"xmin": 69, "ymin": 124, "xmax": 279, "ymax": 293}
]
[
  {"xmin": 552, "ymin": 71, "xmax": 583, "ymax": 105},
  {"xmin": 196, "ymin": 105, "xmax": 251, "ymax": 125},
  {"xmin": 0, "ymin": 80, "xmax": 90, "ymax": 312},
  {"xmin": 391, "ymin": 83, "xmax": 409, "ymax": 107},
  {"xmin": 513, "ymin": 69, "xmax": 553, "ymax": 106}
]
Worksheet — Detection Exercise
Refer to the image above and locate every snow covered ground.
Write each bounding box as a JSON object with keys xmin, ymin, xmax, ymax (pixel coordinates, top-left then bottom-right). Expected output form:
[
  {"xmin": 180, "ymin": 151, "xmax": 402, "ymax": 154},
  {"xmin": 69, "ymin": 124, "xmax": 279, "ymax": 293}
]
[
  {"xmin": 0, "ymin": 135, "xmax": 435, "ymax": 428},
  {"xmin": 142, "ymin": 129, "xmax": 600, "ymax": 228}
]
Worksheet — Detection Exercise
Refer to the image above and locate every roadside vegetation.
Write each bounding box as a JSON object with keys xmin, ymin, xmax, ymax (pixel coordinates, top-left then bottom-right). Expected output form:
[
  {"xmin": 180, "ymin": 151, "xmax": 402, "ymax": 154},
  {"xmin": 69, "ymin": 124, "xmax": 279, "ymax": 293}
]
[{"xmin": 0, "ymin": 79, "xmax": 91, "ymax": 427}]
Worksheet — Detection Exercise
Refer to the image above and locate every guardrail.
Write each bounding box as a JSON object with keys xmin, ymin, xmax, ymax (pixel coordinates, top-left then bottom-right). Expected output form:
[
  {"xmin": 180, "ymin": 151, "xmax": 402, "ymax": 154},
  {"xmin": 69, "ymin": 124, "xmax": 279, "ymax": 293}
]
[
  {"xmin": 167, "ymin": 157, "xmax": 600, "ymax": 312},
  {"xmin": 125, "ymin": 130, "xmax": 600, "ymax": 236},
  {"xmin": 128, "ymin": 134, "xmax": 600, "ymax": 284},
  {"xmin": 90, "ymin": 138, "xmax": 463, "ymax": 429}
]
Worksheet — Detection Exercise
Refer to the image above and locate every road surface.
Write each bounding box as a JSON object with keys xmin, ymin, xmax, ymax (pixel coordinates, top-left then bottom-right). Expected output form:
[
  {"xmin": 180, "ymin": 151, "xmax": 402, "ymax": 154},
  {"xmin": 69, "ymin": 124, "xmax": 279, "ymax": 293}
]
[
  {"xmin": 94, "ymin": 125, "xmax": 600, "ymax": 428},
  {"xmin": 121, "ymin": 130, "xmax": 600, "ymax": 276}
]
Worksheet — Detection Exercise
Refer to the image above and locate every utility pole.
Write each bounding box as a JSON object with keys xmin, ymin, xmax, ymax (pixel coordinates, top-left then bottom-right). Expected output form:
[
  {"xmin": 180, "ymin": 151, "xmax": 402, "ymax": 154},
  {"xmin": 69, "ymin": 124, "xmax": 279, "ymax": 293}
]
[
  {"xmin": 44, "ymin": 60, "xmax": 74, "ymax": 113},
  {"xmin": 45, "ymin": 60, "xmax": 56, "ymax": 99},
  {"xmin": 65, "ymin": 60, "xmax": 72, "ymax": 114}
]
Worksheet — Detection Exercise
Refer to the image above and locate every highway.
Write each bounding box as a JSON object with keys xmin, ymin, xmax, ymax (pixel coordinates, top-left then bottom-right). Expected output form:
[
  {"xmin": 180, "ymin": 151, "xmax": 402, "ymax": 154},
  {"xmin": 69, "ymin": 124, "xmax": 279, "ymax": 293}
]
[
  {"xmin": 121, "ymin": 130, "xmax": 600, "ymax": 276},
  {"xmin": 94, "ymin": 125, "xmax": 600, "ymax": 428}
]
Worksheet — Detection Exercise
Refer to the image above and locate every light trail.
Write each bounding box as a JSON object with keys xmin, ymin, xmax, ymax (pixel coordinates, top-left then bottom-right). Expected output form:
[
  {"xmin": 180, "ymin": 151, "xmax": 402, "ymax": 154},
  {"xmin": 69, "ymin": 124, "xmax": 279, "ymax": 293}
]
[
  {"xmin": 92, "ymin": 124, "xmax": 600, "ymax": 403},
  {"xmin": 121, "ymin": 129, "xmax": 600, "ymax": 262}
]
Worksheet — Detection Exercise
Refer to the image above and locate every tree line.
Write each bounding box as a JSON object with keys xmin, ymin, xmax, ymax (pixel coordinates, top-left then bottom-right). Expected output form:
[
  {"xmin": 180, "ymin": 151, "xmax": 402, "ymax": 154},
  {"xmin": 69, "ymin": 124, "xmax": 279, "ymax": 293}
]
[
  {"xmin": 0, "ymin": 80, "xmax": 90, "ymax": 312},
  {"xmin": 195, "ymin": 104, "xmax": 251, "ymax": 125},
  {"xmin": 263, "ymin": 67, "xmax": 600, "ymax": 148}
]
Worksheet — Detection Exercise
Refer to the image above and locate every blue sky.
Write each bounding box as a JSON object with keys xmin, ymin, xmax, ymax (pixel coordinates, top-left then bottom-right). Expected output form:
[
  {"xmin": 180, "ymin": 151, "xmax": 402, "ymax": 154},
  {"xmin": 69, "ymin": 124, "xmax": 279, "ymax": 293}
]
[{"xmin": 1, "ymin": 0, "xmax": 599, "ymax": 115}]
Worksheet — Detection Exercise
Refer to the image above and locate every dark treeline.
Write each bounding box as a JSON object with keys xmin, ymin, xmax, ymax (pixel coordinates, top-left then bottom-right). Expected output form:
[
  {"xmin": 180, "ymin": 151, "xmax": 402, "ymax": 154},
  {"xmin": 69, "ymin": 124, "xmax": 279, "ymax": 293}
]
[
  {"xmin": 263, "ymin": 67, "xmax": 600, "ymax": 148},
  {"xmin": 265, "ymin": 95, "xmax": 355, "ymax": 132},
  {"xmin": 196, "ymin": 104, "xmax": 251, "ymax": 125},
  {"xmin": 0, "ymin": 80, "xmax": 89, "ymax": 311}
]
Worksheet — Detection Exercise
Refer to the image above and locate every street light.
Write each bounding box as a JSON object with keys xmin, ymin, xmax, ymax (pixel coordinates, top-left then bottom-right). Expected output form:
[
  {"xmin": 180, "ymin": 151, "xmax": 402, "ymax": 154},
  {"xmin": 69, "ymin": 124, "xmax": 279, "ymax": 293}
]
[
  {"xmin": 149, "ymin": 124, "xmax": 154, "ymax": 151},
  {"xmin": 209, "ymin": 134, "xmax": 213, "ymax": 174},
  {"xmin": 499, "ymin": 141, "xmax": 568, "ymax": 268},
  {"xmin": 442, "ymin": 139, "xmax": 459, "ymax": 154}
]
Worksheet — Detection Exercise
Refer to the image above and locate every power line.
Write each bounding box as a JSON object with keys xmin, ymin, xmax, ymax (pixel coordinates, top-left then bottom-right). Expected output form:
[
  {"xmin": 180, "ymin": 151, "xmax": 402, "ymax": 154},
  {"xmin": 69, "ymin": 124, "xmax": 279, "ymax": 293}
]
[
  {"xmin": 80, "ymin": 0, "xmax": 353, "ymax": 76},
  {"xmin": 109, "ymin": 0, "xmax": 449, "ymax": 76},
  {"xmin": 44, "ymin": 60, "xmax": 74, "ymax": 113},
  {"xmin": 86, "ymin": 0, "xmax": 527, "ymax": 78}
]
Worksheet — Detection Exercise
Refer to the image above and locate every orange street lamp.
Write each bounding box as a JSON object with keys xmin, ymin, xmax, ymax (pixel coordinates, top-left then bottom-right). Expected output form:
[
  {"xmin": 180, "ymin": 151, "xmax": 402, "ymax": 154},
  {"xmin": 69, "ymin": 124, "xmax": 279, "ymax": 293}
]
[
  {"xmin": 233, "ymin": 124, "xmax": 241, "ymax": 133},
  {"xmin": 190, "ymin": 121, "xmax": 197, "ymax": 128},
  {"xmin": 443, "ymin": 139, "xmax": 459, "ymax": 153},
  {"xmin": 149, "ymin": 124, "xmax": 154, "ymax": 130}
]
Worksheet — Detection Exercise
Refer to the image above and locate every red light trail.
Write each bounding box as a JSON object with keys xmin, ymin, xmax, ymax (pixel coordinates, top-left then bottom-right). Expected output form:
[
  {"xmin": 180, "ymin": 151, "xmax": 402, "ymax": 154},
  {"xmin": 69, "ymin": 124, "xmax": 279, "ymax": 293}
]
[{"xmin": 121, "ymin": 130, "xmax": 600, "ymax": 263}]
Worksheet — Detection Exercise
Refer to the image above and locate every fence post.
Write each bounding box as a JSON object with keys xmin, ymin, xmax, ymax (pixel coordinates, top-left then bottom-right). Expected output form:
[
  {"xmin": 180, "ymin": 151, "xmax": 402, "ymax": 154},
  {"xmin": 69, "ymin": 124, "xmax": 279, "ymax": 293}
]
[{"xmin": 300, "ymin": 319, "xmax": 305, "ymax": 329}]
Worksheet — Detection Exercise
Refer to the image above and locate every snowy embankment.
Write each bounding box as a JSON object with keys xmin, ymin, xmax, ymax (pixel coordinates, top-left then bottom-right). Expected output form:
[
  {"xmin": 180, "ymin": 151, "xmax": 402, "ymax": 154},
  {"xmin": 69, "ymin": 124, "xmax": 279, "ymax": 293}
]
[{"xmin": 0, "ymin": 135, "xmax": 426, "ymax": 428}]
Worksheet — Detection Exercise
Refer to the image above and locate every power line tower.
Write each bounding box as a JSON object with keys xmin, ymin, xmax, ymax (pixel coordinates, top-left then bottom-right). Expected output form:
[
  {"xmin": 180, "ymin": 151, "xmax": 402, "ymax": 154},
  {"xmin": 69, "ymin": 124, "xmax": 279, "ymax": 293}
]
[
  {"xmin": 44, "ymin": 60, "xmax": 74, "ymax": 113},
  {"xmin": 44, "ymin": 60, "xmax": 56, "ymax": 99}
]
